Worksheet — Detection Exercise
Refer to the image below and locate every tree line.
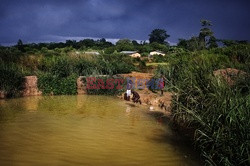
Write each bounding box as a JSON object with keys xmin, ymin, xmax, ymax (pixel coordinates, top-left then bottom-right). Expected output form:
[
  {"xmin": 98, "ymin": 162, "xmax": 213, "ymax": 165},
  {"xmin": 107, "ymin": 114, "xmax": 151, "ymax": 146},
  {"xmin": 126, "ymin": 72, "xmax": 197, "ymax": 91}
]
[{"xmin": 8, "ymin": 19, "xmax": 248, "ymax": 55}]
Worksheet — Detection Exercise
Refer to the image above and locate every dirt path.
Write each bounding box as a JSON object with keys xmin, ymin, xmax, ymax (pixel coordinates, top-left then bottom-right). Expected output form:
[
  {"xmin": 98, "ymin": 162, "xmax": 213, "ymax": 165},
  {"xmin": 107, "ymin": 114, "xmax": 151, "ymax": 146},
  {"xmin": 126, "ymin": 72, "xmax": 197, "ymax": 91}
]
[{"xmin": 118, "ymin": 72, "xmax": 172, "ymax": 116}]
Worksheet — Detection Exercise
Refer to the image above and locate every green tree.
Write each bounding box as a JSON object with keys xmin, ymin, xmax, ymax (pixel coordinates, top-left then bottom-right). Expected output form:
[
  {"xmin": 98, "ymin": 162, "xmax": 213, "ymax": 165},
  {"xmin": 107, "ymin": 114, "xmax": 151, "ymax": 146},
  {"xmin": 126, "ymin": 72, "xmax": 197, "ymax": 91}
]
[
  {"xmin": 149, "ymin": 29, "xmax": 170, "ymax": 44},
  {"xmin": 97, "ymin": 38, "xmax": 113, "ymax": 49},
  {"xmin": 207, "ymin": 36, "xmax": 218, "ymax": 49},
  {"xmin": 187, "ymin": 37, "xmax": 200, "ymax": 51},
  {"xmin": 222, "ymin": 40, "xmax": 237, "ymax": 47},
  {"xmin": 177, "ymin": 38, "xmax": 188, "ymax": 48},
  {"xmin": 139, "ymin": 43, "xmax": 153, "ymax": 53},
  {"xmin": 177, "ymin": 20, "xmax": 216, "ymax": 51},
  {"xmin": 177, "ymin": 37, "xmax": 200, "ymax": 51},
  {"xmin": 199, "ymin": 19, "xmax": 214, "ymax": 49},
  {"xmin": 78, "ymin": 39, "xmax": 95, "ymax": 48},
  {"xmin": 17, "ymin": 39, "xmax": 24, "ymax": 52},
  {"xmin": 116, "ymin": 39, "xmax": 134, "ymax": 51},
  {"xmin": 104, "ymin": 46, "xmax": 116, "ymax": 54},
  {"xmin": 132, "ymin": 40, "xmax": 139, "ymax": 46},
  {"xmin": 65, "ymin": 40, "xmax": 77, "ymax": 48},
  {"xmin": 150, "ymin": 42, "xmax": 168, "ymax": 52},
  {"xmin": 116, "ymin": 39, "xmax": 131, "ymax": 45}
]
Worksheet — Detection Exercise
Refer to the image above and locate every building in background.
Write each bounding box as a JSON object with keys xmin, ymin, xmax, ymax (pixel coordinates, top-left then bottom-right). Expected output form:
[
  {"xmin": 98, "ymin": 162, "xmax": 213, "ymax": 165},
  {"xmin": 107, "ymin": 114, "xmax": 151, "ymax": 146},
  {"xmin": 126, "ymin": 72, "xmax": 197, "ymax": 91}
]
[
  {"xmin": 149, "ymin": 50, "xmax": 165, "ymax": 56},
  {"xmin": 120, "ymin": 51, "xmax": 141, "ymax": 58}
]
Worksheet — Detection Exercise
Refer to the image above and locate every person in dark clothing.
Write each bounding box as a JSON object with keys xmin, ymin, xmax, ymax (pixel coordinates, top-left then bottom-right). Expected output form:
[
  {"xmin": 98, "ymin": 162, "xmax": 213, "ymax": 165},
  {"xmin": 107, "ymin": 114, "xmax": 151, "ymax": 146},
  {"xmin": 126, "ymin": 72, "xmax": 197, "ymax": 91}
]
[
  {"xmin": 159, "ymin": 74, "xmax": 166, "ymax": 96},
  {"xmin": 131, "ymin": 90, "xmax": 141, "ymax": 104},
  {"xmin": 124, "ymin": 92, "xmax": 130, "ymax": 101}
]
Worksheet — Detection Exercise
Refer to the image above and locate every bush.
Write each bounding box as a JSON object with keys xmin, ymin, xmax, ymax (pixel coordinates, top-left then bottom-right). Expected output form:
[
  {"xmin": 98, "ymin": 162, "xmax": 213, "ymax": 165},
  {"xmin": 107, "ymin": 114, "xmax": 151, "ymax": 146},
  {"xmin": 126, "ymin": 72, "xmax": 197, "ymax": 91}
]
[
  {"xmin": 50, "ymin": 57, "xmax": 72, "ymax": 77},
  {"xmin": 97, "ymin": 53, "xmax": 136, "ymax": 75},
  {"xmin": 211, "ymin": 44, "xmax": 250, "ymax": 71},
  {"xmin": 19, "ymin": 55, "xmax": 42, "ymax": 72},
  {"xmin": 141, "ymin": 52, "xmax": 149, "ymax": 57},
  {"xmin": 138, "ymin": 59, "xmax": 147, "ymax": 69},
  {"xmin": 38, "ymin": 56, "xmax": 73, "ymax": 77},
  {"xmin": 0, "ymin": 47, "xmax": 22, "ymax": 63},
  {"xmin": 72, "ymin": 58, "xmax": 97, "ymax": 76},
  {"xmin": 38, "ymin": 72, "xmax": 77, "ymax": 95},
  {"xmin": 152, "ymin": 55, "xmax": 167, "ymax": 63},
  {"xmin": 37, "ymin": 56, "xmax": 78, "ymax": 95},
  {"xmin": 0, "ymin": 62, "xmax": 24, "ymax": 97}
]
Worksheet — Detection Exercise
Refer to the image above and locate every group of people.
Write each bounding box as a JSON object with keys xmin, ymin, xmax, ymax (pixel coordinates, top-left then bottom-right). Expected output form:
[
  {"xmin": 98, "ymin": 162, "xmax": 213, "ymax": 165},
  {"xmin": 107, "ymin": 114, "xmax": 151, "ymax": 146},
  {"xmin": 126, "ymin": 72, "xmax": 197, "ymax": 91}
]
[{"xmin": 124, "ymin": 74, "xmax": 166, "ymax": 104}]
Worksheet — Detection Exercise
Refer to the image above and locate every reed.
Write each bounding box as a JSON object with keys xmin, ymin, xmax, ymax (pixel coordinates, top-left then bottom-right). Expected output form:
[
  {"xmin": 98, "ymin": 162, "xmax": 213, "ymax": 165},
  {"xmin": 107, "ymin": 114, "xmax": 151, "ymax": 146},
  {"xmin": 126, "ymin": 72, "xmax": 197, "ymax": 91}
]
[{"xmin": 156, "ymin": 47, "xmax": 250, "ymax": 165}]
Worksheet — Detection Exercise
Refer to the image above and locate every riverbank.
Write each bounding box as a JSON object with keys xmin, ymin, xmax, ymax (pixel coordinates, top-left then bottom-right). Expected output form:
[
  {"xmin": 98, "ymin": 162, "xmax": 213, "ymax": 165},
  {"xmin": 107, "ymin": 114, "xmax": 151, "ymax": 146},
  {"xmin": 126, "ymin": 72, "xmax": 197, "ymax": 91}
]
[
  {"xmin": 118, "ymin": 72, "xmax": 172, "ymax": 115},
  {"xmin": 117, "ymin": 71, "xmax": 199, "ymax": 142},
  {"xmin": 1, "ymin": 72, "xmax": 173, "ymax": 118},
  {"xmin": 0, "ymin": 76, "xmax": 42, "ymax": 99}
]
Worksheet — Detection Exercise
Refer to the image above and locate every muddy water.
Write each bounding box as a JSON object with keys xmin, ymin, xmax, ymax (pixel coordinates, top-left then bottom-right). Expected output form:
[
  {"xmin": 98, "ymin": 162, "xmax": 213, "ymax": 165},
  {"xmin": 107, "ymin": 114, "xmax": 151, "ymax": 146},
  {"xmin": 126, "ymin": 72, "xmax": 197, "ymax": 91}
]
[{"xmin": 0, "ymin": 96, "xmax": 201, "ymax": 166}]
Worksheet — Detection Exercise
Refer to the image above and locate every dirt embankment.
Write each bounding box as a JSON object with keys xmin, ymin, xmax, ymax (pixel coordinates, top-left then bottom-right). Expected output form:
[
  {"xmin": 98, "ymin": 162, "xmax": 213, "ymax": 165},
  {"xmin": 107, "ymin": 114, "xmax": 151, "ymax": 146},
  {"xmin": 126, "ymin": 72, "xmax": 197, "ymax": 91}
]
[
  {"xmin": 0, "ymin": 76, "xmax": 42, "ymax": 99},
  {"xmin": 213, "ymin": 68, "xmax": 247, "ymax": 86},
  {"xmin": 22, "ymin": 76, "xmax": 42, "ymax": 96}
]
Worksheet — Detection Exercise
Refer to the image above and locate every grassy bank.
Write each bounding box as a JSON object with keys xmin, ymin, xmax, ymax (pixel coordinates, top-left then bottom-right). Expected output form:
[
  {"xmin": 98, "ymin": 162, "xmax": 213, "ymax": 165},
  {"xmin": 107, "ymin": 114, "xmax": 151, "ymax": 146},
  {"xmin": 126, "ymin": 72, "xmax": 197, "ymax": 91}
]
[{"xmin": 155, "ymin": 44, "xmax": 250, "ymax": 165}]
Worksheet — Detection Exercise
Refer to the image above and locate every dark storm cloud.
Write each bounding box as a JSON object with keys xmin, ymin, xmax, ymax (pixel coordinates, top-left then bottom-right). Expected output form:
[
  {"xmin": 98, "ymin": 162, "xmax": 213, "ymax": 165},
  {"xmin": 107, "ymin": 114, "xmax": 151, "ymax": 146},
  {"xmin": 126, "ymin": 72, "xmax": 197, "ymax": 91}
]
[{"xmin": 0, "ymin": 0, "xmax": 249, "ymax": 45}]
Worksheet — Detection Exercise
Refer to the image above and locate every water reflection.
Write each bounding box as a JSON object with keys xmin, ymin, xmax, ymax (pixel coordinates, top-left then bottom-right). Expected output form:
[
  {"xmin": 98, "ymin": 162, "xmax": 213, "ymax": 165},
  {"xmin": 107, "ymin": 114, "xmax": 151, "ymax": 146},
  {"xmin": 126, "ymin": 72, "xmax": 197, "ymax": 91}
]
[
  {"xmin": 23, "ymin": 96, "xmax": 41, "ymax": 112},
  {"xmin": 126, "ymin": 106, "xmax": 131, "ymax": 114}
]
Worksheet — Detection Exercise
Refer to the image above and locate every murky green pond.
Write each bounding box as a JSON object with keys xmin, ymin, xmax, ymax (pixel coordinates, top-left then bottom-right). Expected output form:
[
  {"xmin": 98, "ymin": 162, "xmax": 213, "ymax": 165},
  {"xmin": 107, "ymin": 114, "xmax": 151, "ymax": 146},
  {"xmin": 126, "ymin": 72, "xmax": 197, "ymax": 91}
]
[{"xmin": 0, "ymin": 96, "xmax": 201, "ymax": 166}]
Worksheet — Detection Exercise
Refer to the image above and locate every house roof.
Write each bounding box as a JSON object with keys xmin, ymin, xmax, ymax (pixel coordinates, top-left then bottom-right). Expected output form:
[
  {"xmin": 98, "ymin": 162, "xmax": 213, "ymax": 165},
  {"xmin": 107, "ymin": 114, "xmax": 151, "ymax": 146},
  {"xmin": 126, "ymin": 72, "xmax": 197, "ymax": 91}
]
[
  {"xmin": 84, "ymin": 51, "xmax": 100, "ymax": 55},
  {"xmin": 120, "ymin": 51, "xmax": 137, "ymax": 54},
  {"xmin": 150, "ymin": 50, "xmax": 165, "ymax": 54}
]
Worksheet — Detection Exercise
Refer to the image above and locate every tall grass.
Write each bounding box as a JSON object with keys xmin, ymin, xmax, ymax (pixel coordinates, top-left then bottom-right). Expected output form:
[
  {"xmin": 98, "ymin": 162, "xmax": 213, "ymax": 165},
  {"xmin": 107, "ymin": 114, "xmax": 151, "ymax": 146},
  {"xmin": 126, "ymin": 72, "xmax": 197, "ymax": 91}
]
[{"xmin": 156, "ymin": 48, "xmax": 250, "ymax": 165}]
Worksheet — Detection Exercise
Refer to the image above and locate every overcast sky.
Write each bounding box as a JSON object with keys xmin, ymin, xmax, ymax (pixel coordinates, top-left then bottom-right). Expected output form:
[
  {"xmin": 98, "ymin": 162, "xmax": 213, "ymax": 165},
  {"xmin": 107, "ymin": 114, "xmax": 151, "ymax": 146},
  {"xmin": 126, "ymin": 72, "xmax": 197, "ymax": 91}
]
[{"xmin": 0, "ymin": 0, "xmax": 249, "ymax": 45}]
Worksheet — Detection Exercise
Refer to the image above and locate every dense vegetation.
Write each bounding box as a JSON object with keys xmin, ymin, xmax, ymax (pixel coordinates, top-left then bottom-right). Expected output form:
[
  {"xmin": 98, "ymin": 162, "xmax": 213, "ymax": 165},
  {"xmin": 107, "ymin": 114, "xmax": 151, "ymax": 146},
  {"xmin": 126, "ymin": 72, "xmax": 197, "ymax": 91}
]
[
  {"xmin": 0, "ymin": 30, "xmax": 171, "ymax": 96},
  {"xmin": 0, "ymin": 45, "xmax": 136, "ymax": 95},
  {"xmin": 0, "ymin": 62, "xmax": 24, "ymax": 97},
  {"xmin": 155, "ymin": 44, "xmax": 250, "ymax": 166}
]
